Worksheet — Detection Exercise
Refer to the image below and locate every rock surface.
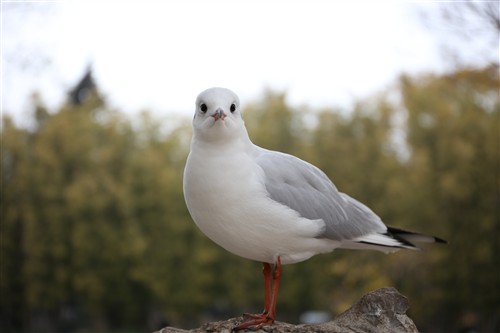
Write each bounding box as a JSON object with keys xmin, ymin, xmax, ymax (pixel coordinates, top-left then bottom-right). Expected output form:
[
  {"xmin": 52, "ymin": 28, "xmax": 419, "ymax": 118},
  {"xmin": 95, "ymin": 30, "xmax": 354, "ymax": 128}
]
[{"xmin": 155, "ymin": 287, "xmax": 419, "ymax": 333}]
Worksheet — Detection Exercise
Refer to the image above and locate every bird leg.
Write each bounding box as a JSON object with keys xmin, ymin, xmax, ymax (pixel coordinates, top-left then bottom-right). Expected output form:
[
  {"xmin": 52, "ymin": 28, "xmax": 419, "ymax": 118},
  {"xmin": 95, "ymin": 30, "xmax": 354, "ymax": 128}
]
[
  {"xmin": 234, "ymin": 257, "xmax": 282, "ymax": 331},
  {"xmin": 242, "ymin": 262, "xmax": 272, "ymax": 319}
]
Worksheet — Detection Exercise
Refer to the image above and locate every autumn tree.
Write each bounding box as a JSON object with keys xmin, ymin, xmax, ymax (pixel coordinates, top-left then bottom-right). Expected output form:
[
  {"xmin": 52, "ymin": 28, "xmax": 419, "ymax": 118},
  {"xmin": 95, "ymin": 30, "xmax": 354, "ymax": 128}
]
[{"xmin": 2, "ymin": 65, "xmax": 498, "ymax": 332}]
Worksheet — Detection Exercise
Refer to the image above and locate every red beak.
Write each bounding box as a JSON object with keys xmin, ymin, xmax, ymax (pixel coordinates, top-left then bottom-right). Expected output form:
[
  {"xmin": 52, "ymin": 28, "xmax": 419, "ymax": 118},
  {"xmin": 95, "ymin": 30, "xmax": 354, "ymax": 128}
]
[{"xmin": 212, "ymin": 108, "xmax": 226, "ymax": 121}]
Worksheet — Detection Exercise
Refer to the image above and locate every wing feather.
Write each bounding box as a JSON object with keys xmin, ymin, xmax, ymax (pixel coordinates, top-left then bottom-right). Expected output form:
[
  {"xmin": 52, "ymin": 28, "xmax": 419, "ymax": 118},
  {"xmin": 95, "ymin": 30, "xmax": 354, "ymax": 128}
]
[{"xmin": 254, "ymin": 149, "xmax": 387, "ymax": 241}]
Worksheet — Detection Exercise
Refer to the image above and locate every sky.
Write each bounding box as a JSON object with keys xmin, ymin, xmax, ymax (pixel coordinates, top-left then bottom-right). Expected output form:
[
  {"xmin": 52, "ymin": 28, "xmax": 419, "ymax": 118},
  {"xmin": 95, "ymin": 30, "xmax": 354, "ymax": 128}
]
[{"xmin": 1, "ymin": 1, "xmax": 494, "ymax": 126}]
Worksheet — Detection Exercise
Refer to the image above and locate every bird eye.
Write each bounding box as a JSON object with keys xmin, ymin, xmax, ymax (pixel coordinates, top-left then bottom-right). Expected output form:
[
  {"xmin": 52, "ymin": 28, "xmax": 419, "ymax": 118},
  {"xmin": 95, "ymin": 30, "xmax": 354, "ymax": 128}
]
[
  {"xmin": 200, "ymin": 103, "xmax": 208, "ymax": 113},
  {"xmin": 230, "ymin": 103, "xmax": 236, "ymax": 113}
]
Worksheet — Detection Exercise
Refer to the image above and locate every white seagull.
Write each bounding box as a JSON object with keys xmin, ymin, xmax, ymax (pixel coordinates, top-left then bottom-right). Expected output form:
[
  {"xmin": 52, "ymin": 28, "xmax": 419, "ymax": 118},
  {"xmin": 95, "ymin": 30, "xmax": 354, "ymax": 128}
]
[{"xmin": 183, "ymin": 87, "xmax": 446, "ymax": 330}]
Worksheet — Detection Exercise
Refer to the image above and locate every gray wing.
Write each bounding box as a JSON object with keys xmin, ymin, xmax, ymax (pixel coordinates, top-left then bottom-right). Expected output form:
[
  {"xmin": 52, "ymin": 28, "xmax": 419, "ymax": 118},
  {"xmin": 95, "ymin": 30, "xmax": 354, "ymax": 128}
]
[{"xmin": 254, "ymin": 149, "xmax": 387, "ymax": 241}]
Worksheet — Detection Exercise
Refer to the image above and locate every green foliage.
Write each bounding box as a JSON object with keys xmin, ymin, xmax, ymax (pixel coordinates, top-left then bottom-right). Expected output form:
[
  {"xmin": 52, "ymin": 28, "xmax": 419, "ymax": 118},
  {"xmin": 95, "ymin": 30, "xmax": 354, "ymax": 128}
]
[
  {"xmin": 1, "ymin": 65, "xmax": 498, "ymax": 332},
  {"xmin": 399, "ymin": 65, "xmax": 500, "ymax": 330}
]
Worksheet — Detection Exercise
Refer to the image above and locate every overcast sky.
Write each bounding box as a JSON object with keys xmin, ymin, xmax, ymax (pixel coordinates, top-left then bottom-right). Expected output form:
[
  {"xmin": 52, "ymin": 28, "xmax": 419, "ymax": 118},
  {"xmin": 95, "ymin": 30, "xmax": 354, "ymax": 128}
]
[{"xmin": 1, "ymin": 1, "xmax": 494, "ymax": 126}]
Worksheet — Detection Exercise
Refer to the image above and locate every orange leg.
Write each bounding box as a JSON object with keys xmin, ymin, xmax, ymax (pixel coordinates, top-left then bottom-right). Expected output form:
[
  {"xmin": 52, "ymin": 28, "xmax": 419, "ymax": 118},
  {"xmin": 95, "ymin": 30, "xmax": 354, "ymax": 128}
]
[
  {"xmin": 268, "ymin": 257, "xmax": 281, "ymax": 321},
  {"xmin": 234, "ymin": 257, "xmax": 282, "ymax": 331},
  {"xmin": 242, "ymin": 262, "xmax": 272, "ymax": 319}
]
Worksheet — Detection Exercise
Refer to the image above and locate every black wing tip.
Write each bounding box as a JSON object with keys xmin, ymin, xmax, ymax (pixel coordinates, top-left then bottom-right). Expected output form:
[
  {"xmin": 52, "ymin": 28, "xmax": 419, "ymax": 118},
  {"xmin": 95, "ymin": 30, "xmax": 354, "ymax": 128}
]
[
  {"xmin": 387, "ymin": 226, "xmax": 448, "ymax": 245},
  {"xmin": 434, "ymin": 236, "xmax": 448, "ymax": 244},
  {"xmin": 385, "ymin": 233, "xmax": 419, "ymax": 249}
]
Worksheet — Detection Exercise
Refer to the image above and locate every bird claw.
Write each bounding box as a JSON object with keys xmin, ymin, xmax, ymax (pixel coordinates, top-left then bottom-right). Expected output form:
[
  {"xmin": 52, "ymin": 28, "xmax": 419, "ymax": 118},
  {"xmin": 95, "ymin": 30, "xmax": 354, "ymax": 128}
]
[{"xmin": 233, "ymin": 313, "xmax": 274, "ymax": 331}]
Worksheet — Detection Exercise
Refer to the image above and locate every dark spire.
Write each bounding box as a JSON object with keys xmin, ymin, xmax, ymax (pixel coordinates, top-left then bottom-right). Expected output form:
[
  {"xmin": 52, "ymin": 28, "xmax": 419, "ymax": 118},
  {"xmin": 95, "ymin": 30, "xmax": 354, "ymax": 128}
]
[{"xmin": 68, "ymin": 66, "xmax": 96, "ymax": 105}]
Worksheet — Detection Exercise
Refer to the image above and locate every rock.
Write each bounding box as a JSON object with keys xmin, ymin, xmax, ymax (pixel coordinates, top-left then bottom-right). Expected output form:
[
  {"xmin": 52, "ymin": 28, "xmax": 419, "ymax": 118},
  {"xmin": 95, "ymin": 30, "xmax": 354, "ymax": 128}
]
[{"xmin": 155, "ymin": 287, "xmax": 419, "ymax": 333}]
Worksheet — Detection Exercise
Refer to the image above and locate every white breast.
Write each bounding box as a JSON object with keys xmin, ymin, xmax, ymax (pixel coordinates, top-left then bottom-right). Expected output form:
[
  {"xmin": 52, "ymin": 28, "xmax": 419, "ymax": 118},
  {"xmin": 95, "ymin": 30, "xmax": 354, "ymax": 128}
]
[{"xmin": 183, "ymin": 144, "xmax": 338, "ymax": 264}]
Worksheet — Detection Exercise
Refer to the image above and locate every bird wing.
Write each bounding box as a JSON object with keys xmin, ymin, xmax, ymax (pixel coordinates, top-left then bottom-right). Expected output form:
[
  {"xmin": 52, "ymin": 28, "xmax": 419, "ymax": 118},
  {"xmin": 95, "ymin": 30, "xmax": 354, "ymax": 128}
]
[{"xmin": 254, "ymin": 148, "xmax": 388, "ymax": 242}]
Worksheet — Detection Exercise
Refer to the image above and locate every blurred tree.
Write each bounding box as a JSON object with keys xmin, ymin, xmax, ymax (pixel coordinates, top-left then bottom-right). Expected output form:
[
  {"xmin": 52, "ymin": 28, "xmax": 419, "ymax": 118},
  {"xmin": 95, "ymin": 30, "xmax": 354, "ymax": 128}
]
[
  {"xmin": 399, "ymin": 64, "xmax": 499, "ymax": 332},
  {"xmin": 244, "ymin": 89, "xmax": 304, "ymax": 155},
  {"xmin": 1, "ymin": 65, "xmax": 498, "ymax": 332},
  {"xmin": 1, "ymin": 116, "xmax": 31, "ymax": 332},
  {"xmin": 0, "ymin": 77, "xmax": 196, "ymax": 331}
]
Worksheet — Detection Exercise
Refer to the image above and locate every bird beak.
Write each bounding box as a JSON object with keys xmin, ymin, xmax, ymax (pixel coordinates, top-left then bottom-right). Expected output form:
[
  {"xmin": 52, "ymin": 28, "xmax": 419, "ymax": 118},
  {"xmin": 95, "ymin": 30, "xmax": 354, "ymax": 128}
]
[{"xmin": 212, "ymin": 108, "xmax": 226, "ymax": 121}]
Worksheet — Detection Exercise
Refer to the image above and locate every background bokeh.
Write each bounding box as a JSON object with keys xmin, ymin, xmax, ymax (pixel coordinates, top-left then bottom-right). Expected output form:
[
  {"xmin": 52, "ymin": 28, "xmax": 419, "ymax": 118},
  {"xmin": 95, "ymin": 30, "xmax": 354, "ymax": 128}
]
[{"xmin": 2, "ymin": 1, "xmax": 499, "ymax": 332}]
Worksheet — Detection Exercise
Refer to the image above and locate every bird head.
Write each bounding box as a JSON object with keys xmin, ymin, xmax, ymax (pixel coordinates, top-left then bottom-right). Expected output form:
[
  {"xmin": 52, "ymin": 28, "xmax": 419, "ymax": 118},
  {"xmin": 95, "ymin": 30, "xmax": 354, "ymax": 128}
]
[{"xmin": 193, "ymin": 87, "xmax": 246, "ymax": 143}]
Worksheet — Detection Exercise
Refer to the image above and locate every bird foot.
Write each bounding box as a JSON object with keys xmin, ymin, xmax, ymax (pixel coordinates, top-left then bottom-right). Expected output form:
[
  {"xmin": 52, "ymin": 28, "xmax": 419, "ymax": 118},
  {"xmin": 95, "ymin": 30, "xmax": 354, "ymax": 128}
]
[{"xmin": 233, "ymin": 313, "xmax": 274, "ymax": 331}]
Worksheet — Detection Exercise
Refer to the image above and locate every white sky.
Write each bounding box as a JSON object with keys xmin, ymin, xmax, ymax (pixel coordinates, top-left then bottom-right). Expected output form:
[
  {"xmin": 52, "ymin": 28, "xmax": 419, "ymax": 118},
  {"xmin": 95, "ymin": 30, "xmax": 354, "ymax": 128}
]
[{"xmin": 1, "ymin": 1, "xmax": 492, "ymax": 126}]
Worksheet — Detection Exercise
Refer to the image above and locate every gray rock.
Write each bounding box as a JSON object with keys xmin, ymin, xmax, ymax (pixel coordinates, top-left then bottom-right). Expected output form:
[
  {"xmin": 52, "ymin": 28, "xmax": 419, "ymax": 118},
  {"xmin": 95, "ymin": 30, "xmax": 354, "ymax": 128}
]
[{"xmin": 155, "ymin": 287, "xmax": 419, "ymax": 333}]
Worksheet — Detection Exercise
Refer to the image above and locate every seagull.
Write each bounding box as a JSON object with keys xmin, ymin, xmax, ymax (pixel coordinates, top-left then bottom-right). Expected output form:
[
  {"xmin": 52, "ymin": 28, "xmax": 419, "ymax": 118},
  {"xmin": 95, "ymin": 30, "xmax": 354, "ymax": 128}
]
[{"xmin": 183, "ymin": 87, "xmax": 446, "ymax": 331}]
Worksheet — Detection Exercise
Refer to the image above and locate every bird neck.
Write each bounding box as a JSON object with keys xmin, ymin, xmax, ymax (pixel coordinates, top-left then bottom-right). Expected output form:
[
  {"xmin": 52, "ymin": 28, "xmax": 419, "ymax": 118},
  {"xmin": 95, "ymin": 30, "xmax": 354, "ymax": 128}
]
[{"xmin": 192, "ymin": 126, "xmax": 254, "ymax": 154}]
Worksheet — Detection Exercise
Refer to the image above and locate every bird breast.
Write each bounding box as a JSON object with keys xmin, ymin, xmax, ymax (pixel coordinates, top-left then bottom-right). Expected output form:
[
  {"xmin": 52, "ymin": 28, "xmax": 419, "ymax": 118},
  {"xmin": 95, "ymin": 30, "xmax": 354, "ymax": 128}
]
[{"xmin": 183, "ymin": 147, "xmax": 331, "ymax": 264}]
